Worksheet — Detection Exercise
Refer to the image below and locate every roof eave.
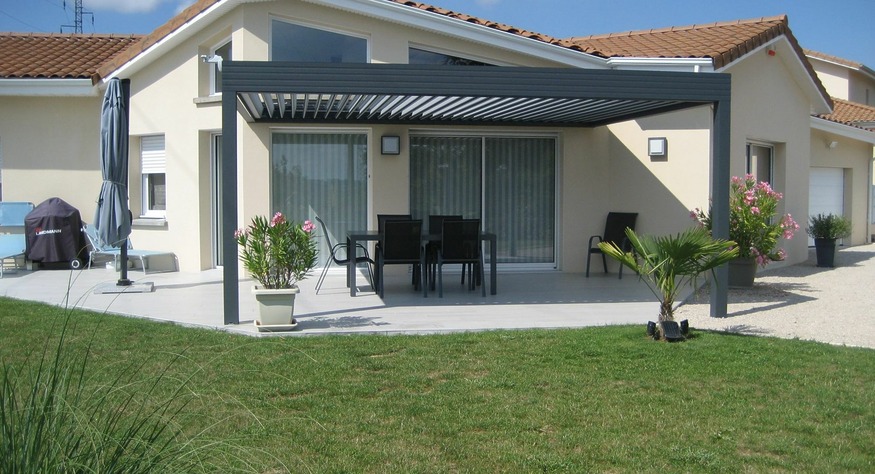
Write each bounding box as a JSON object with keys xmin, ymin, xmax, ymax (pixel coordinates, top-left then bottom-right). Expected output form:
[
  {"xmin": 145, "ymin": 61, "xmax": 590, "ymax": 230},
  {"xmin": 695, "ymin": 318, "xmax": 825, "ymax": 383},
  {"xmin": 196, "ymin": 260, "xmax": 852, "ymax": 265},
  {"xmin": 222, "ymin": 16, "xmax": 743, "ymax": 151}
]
[
  {"xmin": 0, "ymin": 78, "xmax": 98, "ymax": 96},
  {"xmin": 606, "ymin": 57, "xmax": 714, "ymax": 73},
  {"xmin": 811, "ymin": 116, "xmax": 875, "ymax": 145},
  {"xmin": 101, "ymin": 0, "xmax": 610, "ymax": 82},
  {"xmin": 100, "ymin": 0, "xmax": 261, "ymax": 82}
]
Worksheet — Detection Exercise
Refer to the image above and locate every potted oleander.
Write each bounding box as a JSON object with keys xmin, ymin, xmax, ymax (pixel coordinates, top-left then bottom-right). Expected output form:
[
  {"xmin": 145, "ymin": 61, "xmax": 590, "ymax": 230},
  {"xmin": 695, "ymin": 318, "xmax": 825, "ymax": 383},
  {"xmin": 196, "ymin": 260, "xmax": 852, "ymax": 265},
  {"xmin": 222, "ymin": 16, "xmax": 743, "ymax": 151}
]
[
  {"xmin": 806, "ymin": 213, "xmax": 851, "ymax": 268},
  {"xmin": 692, "ymin": 175, "xmax": 799, "ymax": 287},
  {"xmin": 235, "ymin": 212, "xmax": 318, "ymax": 330}
]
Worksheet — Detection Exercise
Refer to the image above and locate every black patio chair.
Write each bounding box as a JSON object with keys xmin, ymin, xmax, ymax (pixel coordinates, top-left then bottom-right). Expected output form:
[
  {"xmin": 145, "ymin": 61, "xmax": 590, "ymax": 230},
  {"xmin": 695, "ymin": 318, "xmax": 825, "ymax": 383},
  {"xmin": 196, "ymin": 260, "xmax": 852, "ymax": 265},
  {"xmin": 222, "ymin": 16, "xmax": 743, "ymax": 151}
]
[
  {"xmin": 375, "ymin": 219, "xmax": 426, "ymax": 298},
  {"xmin": 586, "ymin": 212, "xmax": 638, "ymax": 279},
  {"xmin": 376, "ymin": 214, "xmax": 413, "ymax": 288},
  {"xmin": 437, "ymin": 219, "xmax": 485, "ymax": 297},
  {"xmin": 314, "ymin": 215, "xmax": 374, "ymax": 294},
  {"xmin": 426, "ymin": 214, "xmax": 462, "ymax": 290}
]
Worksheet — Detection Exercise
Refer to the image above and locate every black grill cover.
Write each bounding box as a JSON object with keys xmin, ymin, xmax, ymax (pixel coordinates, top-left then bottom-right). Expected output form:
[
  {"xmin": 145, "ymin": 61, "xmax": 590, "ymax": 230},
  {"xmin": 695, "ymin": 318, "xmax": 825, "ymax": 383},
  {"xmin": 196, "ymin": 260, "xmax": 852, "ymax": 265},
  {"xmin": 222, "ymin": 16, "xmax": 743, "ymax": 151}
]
[{"xmin": 25, "ymin": 197, "xmax": 88, "ymax": 265}]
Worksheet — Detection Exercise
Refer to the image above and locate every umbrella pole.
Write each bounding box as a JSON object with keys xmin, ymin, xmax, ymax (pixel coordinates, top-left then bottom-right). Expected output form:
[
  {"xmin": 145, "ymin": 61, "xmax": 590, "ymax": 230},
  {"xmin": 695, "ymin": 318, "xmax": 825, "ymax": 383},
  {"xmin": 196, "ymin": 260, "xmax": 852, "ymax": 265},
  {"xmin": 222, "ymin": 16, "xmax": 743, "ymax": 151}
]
[{"xmin": 117, "ymin": 243, "xmax": 132, "ymax": 286}]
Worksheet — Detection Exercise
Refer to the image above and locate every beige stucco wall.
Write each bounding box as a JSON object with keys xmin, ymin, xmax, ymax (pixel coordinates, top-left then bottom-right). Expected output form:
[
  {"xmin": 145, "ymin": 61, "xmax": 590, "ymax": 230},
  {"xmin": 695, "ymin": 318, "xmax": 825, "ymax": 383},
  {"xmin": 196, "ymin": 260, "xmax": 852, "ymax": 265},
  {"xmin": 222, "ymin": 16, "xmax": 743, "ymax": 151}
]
[
  {"xmin": 726, "ymin": 48, "xmax": 814, "ymax": 267},
  {"xmin": 810, "ymin": 128, "xmax": 872, "ymax": 245},
  {"xmin": 117, "ymin": 0, "xmax": 601, "ymax": 272},
  {"xmin": 0, "ymin": 96, "xmax": 103, "ymax": 219},
  {"xmin": 811, "ymin": 59, "xmax": 852, "ymax": 100}
]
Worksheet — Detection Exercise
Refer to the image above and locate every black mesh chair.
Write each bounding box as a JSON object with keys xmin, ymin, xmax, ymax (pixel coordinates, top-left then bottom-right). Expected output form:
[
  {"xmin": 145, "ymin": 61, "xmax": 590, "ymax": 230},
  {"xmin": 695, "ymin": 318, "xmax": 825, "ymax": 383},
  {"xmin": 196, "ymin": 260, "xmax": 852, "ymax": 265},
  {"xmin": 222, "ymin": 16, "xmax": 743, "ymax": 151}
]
[
  {"xmin": 377, "ymin": 214, "xmax": 412, "ymax": 234},
  {"xmin": 376, "ymin": 219, "xmax": 426, "ymax": 298},
  {"xmin": 437, "ymin": 219, "xmax": 485, "ymax": 297},
  {"xmin": 314, "ymin": 215, "xmax": 374, "ymax": 294},
  {"xmin": 586, "ymin": 212, "xmax": 638, "ymax": 279},
  {"xmin": 426, "ymin": 214, "xmax": 462, "ymax": 290}
]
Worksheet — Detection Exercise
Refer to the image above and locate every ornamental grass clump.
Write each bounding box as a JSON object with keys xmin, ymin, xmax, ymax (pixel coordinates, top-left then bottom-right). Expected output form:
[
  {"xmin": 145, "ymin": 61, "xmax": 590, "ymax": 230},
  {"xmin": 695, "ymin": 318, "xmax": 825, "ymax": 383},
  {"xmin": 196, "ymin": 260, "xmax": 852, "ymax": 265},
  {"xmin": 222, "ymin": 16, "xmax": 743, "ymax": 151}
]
[
  {"xmin": 235, "ymin": 212, "xmax": 318, "ymax": 289},
  {"xmin": 806, "ymin": 213, "xmax": 852, "ymax": 240},
  {"xmin": 692, "ymin": 174, "xmax": 799, "ymax": 267}
]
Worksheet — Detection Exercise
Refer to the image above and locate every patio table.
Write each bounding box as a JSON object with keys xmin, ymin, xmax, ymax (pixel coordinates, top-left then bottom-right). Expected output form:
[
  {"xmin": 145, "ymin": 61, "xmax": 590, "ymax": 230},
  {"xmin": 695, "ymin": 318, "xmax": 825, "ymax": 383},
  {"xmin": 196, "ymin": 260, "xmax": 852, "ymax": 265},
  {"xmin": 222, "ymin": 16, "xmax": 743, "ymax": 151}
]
[{"xmin": 346, "ymin": 230, "xmax": 497, "ymax": 297}]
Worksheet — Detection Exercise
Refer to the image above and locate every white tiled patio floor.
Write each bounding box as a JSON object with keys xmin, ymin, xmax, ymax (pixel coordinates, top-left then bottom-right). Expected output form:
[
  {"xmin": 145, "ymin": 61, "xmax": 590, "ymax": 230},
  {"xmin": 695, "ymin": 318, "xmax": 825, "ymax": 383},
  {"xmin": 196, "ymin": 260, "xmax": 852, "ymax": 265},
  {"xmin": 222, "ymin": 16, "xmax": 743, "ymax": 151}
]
[{"xmin": 0, "ymin": 265, "xmax": 681, "ymax": 336}]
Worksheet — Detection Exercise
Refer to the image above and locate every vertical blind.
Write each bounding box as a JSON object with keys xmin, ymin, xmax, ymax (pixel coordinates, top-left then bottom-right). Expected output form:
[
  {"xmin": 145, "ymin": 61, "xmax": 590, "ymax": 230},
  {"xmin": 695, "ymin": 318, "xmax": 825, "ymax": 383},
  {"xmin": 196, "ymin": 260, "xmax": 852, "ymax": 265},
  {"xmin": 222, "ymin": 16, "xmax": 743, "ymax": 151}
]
[
  {"xmin": 410, "ymin": 135, "xmax": 556, "ymax": 266},
  {"xmin": 271, "ymin": 133, "xmax": 368, "ymax": 267},
  {"xmin": 410, "ymin": 136, "xmax": 482, "ymax": 225},
  {"xmin": 484, "ymin": 137, "xmax": 555, "ymax": 264}
]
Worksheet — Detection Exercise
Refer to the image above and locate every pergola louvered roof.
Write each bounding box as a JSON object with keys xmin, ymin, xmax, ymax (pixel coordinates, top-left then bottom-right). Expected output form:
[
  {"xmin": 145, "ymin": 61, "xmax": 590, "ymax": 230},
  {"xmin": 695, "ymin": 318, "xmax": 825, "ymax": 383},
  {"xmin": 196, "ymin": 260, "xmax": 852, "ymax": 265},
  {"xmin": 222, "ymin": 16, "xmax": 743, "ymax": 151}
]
[
  {"xmin": 224, "ymin": 62, "xmax": 731, "ymax": 127},
  {"xmin": 220, "ymin": 61, "xmax": 736, "ymax": 324}
]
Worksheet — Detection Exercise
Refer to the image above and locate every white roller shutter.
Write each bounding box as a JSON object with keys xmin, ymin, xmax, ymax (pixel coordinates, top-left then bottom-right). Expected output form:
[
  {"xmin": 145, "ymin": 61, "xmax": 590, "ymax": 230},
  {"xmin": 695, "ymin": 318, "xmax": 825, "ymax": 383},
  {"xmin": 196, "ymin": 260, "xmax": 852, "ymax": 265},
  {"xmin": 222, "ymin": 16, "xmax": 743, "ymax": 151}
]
[
  {"xmin": 141, "ymin": 135, "xmax": 165, "ymax": 174},
  {"xmin": 808, "ymin": 167, "xmax": 844, "ymax": 245}
]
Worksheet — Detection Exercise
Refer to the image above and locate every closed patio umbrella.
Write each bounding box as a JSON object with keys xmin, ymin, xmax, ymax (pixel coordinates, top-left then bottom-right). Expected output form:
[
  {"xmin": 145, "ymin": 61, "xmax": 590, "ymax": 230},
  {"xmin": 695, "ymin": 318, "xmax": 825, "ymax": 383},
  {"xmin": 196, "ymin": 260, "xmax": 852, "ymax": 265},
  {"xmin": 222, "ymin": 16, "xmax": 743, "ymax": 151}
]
[{"xmin": 94, "ymin": 77, "xmax": 132, "ymax": 286}]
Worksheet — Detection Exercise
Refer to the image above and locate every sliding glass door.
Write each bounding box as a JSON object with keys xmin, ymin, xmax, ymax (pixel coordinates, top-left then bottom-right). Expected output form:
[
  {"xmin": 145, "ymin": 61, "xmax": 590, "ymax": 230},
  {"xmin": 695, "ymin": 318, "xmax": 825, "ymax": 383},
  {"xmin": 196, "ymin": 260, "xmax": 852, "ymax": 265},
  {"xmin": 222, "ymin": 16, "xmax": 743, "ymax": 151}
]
[
  {"xmin": 271, "ymin": 132, "xmax": 368, "ymax": 267},
  {"xmin": 410, "ymin": 134, "xmax": 556, "ymax": 267}
]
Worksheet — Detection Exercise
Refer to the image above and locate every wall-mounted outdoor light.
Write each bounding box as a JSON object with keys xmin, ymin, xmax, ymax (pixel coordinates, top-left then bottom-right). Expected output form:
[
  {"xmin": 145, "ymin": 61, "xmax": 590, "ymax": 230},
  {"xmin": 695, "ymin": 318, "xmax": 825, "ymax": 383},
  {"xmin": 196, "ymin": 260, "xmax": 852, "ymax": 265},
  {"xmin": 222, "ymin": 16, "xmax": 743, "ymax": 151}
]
[
  {"xmin": 648, "ymin": 137, "xmax": 667, "ymax": 159},
  {"xmin": 381, "ymin": 135, "xmax": 401, "ymax": 155}
]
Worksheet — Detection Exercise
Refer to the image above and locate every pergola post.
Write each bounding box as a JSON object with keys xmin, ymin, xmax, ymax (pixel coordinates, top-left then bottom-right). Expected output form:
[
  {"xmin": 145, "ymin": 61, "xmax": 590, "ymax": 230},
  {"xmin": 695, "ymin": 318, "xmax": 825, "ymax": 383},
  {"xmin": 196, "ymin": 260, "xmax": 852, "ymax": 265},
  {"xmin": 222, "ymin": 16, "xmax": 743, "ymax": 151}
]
[
  {"xmin": 710, "ymin": 97, "xmax": 731, "ymax": 318},
  {"xmin": 221, "ymin": 82, "xmax": 239, "ymax": 325}
]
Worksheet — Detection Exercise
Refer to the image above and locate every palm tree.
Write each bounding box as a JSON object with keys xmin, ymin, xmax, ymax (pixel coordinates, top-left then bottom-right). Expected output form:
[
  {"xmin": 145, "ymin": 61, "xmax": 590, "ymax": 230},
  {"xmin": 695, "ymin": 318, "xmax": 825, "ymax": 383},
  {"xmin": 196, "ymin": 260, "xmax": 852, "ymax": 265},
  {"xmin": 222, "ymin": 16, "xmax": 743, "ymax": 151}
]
[{"xmin": 598, "ymin": 227, "xmax": 738, "ymax": 324}]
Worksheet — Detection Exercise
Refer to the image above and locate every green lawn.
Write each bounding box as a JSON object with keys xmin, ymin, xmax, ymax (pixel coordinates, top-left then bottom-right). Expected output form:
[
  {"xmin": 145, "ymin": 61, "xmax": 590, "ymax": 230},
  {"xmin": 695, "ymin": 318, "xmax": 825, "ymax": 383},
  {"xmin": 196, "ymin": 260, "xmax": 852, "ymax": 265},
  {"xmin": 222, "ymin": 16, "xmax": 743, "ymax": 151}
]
[{"xmin": 2, "ymin": 296, "xmax": 873, "ymax": 472}]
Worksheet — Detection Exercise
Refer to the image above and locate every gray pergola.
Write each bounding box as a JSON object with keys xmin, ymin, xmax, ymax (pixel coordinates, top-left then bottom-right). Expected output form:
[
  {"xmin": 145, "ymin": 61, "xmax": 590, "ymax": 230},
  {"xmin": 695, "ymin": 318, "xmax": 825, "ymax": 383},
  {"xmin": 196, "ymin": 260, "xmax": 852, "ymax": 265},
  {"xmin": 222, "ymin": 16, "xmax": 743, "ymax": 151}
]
[{"xmin": 221, "ymin": 62, "xmax": 732, "ymax": 325}]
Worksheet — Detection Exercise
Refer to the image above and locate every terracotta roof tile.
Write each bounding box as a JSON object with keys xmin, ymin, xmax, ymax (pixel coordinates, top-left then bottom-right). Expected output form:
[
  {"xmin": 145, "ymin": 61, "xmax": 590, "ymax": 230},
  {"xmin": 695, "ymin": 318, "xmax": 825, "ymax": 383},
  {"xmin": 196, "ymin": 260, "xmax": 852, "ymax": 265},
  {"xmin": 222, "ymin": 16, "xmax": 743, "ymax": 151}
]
[
  {"xmin": 566, "ymin": 16, "xmax": 789, "ymax": 68},
  {"xmin": 565, "ymin": 15, "xmax": 830, "ymax": 108},
  {"xmin": 804, "ymin": 49, "xmax": 864, "ymax": 69},
  {"xmin": 816, "ymin": 98, "xmax": 875, "ymax": 130},
  {"xmin": 0, "ymin": 33, "xmax": 142, "ymax": 81},
  {"xmin": 388, "ymin": 1, "xmax": 584, "ymax": 51}
]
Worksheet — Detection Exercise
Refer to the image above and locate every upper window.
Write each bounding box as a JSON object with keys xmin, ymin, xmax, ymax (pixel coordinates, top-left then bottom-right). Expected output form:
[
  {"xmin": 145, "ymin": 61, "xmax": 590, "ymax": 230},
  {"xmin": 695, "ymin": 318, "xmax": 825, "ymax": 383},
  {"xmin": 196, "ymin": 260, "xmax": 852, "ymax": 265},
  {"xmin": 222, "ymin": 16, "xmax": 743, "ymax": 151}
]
[
  {"xmin": 141, "ymin": 135, "xmax": 167, "ymax": 218},
  {"xmin": 409, "ymin": 47, "xmax": 493, "ymax": 66},
  {"xmin": 210, "ymin": 40, "xmax": 232, "ymax": 95},
  {"xmin": 271, "ymin": 20, "xmax": 367, "ymax": 63}
]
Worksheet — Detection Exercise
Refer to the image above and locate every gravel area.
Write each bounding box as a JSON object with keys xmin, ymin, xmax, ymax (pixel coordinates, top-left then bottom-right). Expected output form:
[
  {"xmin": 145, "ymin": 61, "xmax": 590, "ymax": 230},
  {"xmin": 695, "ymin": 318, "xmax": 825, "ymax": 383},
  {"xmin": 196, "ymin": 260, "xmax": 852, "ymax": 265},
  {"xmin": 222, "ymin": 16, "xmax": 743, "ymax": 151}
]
[{"xmin": 674, "ymin": 243, "xmax": 875, "ymax": 350}]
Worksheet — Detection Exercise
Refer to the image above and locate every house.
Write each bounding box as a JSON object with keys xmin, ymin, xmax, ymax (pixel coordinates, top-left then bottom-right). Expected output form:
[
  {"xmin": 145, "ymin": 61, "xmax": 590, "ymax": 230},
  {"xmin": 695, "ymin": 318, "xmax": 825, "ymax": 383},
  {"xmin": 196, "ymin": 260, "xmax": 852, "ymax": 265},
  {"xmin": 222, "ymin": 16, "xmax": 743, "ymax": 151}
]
[
  {"xmin": 1, "ymin": 1, "xmax": 867, "ymax": 323},
  {"xmin": 805, "ymin": 50, "xmax": 875, "ymax": 243}
]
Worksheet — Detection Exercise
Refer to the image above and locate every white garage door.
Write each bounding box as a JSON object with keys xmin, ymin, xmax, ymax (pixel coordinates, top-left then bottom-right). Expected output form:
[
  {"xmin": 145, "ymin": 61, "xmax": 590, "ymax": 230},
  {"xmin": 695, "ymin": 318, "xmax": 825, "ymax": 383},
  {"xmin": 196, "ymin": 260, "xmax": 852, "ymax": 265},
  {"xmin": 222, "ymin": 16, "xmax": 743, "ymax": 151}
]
[{"xmin": 808, "ymin": 167, "xmax": 844, "ymax": 245}]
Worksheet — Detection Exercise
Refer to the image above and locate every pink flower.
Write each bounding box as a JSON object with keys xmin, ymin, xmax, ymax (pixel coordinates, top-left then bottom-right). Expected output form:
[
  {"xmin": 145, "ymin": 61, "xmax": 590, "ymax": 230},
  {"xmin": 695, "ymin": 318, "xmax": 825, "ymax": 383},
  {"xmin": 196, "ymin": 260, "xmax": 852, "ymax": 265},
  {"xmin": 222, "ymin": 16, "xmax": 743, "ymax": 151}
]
[
  {"xmin": 270, "ymin": 212, "xmax": 285, "ymax": 227},
  {"xmin": 302, "ymin": 220, "xmax": 316, "ymax": 233},
  {"xmin": 750, "ymin": 206, "xmax": 760, "ymax": 215},
  {"xmin": 234, "ymin": 228, "xmax": 245, "ymax": 238},
  {"xmin": 776, "ymin": 248, "xmax": 787, "ymax": 260}
]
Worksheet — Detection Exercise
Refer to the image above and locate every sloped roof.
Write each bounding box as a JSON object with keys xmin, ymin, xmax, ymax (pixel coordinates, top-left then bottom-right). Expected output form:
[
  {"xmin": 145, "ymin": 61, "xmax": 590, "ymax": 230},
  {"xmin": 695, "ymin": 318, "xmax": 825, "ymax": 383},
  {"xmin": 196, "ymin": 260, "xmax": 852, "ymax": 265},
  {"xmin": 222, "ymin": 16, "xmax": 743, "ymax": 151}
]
[
  {"xmin": 805, "ymin": 49, "xmax": 875, "ymax": 79},
  {"xmin": 566, "ymin": 16, "xmax": 791, "ymax": 68},
  {"xmin": 566, "ymin": 15, "xmax": 830, "ymax": 109},
  {"xmin": 0, "ymin": 33, "xmax": 142, "ymax": 80},
  {"xmin": 816, "ymin": 98, "xmax": 875, "ymax": 130}
]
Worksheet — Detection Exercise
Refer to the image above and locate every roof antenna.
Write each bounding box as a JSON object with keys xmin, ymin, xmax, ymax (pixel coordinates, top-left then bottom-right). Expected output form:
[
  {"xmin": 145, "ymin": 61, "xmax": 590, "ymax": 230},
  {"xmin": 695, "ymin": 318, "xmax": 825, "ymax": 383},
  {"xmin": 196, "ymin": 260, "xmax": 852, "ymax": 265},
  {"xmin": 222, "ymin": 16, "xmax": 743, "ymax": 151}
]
[{"xmin": 60, "ymin": 0, "xmax": 94, "ymax": 34}]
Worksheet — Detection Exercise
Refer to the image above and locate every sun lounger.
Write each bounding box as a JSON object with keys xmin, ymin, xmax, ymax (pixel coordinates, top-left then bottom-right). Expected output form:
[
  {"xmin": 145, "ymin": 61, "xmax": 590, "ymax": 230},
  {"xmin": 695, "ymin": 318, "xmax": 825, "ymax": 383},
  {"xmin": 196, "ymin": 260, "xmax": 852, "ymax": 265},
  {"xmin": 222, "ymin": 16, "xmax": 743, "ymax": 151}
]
[
  {"xmin": 82, "ymin": 224, "xmax": 178, "ymax": 274},
  {"xmin": 0, "ymin": 234, "xmax": 26, "ymax": 278}
]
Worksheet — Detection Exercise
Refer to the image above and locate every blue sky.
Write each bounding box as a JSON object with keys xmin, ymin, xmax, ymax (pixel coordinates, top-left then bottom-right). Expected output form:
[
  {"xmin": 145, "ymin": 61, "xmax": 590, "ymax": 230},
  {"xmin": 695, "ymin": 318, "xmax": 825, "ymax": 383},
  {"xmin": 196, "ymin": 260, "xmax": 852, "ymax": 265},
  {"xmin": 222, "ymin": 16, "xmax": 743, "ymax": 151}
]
[{"xmin": 1, "ymin": 0, "xmax": 873, "ymax": 67}]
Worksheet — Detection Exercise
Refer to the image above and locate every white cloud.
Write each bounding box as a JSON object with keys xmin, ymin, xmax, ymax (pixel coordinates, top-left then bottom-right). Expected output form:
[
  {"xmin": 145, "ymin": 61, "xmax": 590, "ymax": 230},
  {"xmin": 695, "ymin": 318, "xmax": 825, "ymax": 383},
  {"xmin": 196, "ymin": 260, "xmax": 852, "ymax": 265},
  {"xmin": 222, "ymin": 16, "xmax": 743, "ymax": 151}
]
[{"xmin": 83, "ymin": 0, "xmax": 195, "ymax": 14}]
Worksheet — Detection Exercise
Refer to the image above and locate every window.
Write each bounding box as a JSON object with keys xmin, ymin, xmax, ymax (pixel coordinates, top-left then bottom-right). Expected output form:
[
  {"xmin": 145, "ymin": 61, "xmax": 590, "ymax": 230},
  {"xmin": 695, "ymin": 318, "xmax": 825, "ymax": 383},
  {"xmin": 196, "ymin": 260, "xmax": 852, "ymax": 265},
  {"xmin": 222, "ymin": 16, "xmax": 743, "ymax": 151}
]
[
  {"xmin": 746, "ymin": 143, "xmax": 773, "ymax": 184},
  {"xmin": 141, "ymin": 135, "xmax": 166, "ymax": 218},
  {"xmin": 210, "ymin": 39, "xmax": 232, "ymax": 95},
  {"xmin": 409, "ymin": 47, "xmax": 492, "ymax": 66},
  {"xmin": 271, "ymin": 132, "xmax": 368, "ymax": 267},
  {"xmin": 271, "ymin": 20, "xmax": 367, "ymax": 63},
  {"xmin": 410, "ymin": 135, "xmax": 557, "ymax": 267}
]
